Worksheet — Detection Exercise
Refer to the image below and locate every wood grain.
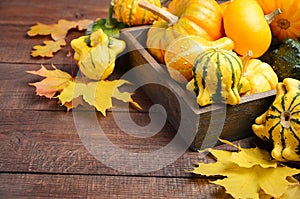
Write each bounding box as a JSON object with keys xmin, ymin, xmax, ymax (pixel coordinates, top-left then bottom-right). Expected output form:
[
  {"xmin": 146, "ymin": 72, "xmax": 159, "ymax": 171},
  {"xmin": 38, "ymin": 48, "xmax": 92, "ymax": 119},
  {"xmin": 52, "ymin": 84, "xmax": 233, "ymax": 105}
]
[{"xmin": 0, "ymin": 173, "xmax": 231, "ymax": 199}]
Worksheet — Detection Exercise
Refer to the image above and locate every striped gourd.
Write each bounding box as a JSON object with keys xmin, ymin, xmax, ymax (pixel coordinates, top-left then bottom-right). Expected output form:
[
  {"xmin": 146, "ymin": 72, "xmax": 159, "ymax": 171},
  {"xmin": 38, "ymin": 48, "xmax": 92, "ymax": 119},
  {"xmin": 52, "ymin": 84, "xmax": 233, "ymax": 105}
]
[
  {"xmin": 113, "ymin": 0, "xmax": 161, "ymax": 26},
  {"xmin": 191, "ymin": 48, "xmax": 243, "ymax": 106},
  {"xmin": 252, "ymin": 78, "xmax": 300, "ymax": 162}
]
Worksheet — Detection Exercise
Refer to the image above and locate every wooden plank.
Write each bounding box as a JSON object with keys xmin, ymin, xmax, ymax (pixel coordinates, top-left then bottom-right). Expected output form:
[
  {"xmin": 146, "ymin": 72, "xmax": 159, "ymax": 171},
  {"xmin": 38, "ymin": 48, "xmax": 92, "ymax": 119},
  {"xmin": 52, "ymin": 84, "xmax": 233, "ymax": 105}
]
[
  {"xmin": 0, "ymin": 108, "xmax": 270, "ymax": 177},
  {"xmin": 0, "ymin": 173, "xmax": 229, "ymax": 199},
  {"xmin": 0, "ymin": 0, "xmax": 109, "ymax": 64},
  {"xmin": 0, "ymin": 0, "xmax": 110, "ymax": 25}
]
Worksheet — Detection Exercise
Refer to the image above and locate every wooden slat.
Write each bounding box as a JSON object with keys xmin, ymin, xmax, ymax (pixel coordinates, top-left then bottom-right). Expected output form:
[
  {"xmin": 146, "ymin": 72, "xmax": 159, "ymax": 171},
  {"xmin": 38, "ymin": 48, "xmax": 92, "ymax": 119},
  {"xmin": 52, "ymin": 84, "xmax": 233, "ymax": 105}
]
[{"xmin": 0, "ymin": 173, "xmax": 229, "ymax": 199}]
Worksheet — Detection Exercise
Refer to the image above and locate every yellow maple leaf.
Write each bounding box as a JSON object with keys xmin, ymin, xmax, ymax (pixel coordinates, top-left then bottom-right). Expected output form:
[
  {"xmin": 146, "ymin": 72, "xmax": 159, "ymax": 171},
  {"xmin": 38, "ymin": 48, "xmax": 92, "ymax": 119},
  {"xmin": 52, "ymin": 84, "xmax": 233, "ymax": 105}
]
[
  {"xmin": 27, "ymin": 19, "xmax": 93, "ymax": 41},
  {"xmin": 57, "ymin": 79, "xmax": 141, "ymax": 116},
  {"xmin": 27, "ymin": 64, "xmax": 72, "ymax": 98},
  {"xmin": 31, "ymin": 39, "xmax": 66, "ymax": 57},
  {"xmin": 192, "ymin": 140, "xmax": 300, "ymax": 199}
]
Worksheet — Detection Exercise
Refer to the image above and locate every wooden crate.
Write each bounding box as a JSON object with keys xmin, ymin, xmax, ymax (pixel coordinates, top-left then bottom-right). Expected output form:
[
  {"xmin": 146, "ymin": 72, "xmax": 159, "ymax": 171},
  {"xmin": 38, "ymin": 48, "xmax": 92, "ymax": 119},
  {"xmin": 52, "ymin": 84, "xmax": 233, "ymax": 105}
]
[{"xmin": 119, "ymin": 26, "xmax": 276, "ymax": 151}]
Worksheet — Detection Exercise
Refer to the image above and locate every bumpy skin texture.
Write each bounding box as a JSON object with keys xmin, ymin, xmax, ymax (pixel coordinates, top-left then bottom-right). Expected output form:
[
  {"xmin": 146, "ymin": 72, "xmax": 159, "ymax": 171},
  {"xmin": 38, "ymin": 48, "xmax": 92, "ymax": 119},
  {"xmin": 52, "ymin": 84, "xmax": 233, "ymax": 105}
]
[
  {"xmin": 114, "ymin": 0, "xmax": 161, "ymax": 26},
  {"xmin": 191, "ymin": 48, "xmax": 243, "ymax": 106},
  {"xmin": 146, "ymin": 0, "xmax": 223, "ymax": 63},
  {"xmin": 252, "ymin": 78, "xmax": 300, "ymax": 162},
  {"xmin": 239, "ymin": 58, "xmax": 278, "ymax": 95},
  {"xmin": 271, "ymin": 37, "xmax": 300, "ymax": 81}
]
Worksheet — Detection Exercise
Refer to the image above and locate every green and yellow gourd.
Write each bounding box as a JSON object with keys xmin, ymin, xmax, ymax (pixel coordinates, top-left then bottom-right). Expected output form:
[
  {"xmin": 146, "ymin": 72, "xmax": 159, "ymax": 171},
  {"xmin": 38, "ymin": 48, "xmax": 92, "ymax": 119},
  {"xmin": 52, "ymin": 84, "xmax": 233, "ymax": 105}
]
[
  {"xmin": 252, "ymin": 78, "xmax": 300, "ymax": 162},
  {"xmin": 188, "ymin": 48, "xmax": 243, "ymax": 106},
  {"xmin": 113, "ymin": 0, "xmax": 161, "ymax": 26}
]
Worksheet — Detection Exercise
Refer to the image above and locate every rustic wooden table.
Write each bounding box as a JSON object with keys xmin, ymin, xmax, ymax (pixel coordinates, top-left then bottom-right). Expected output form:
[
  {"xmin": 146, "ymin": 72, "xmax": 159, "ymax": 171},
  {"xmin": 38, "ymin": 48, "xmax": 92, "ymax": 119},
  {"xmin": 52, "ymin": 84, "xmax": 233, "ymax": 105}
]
[{"xmin": 0, "ymin": 0, "xmax": 298, "ymax": 198}]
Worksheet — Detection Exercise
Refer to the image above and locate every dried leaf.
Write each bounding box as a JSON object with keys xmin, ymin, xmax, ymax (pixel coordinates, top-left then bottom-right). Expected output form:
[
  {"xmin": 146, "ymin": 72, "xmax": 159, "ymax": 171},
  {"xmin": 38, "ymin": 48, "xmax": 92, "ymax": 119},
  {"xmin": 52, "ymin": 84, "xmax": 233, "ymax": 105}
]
[
  {"xmin": 31, "ymin": 39, "xmax": 66, "ymax": 57},
  {"xmin": 27, "ymin": 19, "xmax": 93, "ymax": 41},
  {"xmin": 27, "ymin": 64, "xmax": 72, "ymax": 98},
  {"xmin": 192, "ymin": 140, "xmax": 300, "ymax": 199},
  {"xmin": 57, "ymin": 79, "xmax": 140, "ymax": 116}
]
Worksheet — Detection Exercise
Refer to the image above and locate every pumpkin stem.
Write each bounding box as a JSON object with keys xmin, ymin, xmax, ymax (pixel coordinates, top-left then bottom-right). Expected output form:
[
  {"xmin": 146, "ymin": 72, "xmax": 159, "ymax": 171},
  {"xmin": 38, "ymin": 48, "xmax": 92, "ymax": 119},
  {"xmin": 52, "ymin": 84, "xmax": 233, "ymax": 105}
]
[
  {"xmin": 265, "ymin": 8, "xmax": 282, "ymax": 24},
  {"xmin": 241, "ymin": 50, "xmax": 253, "ymax": 76},
  {"xmin": 281, "ymin": 111, "xmax": 291, "ymax": 128},
  {"xmin": 105, "ymin": 0, "xmax": 115, "ymax": 29},
  {"xmin": 138, "ymin": 1, "xmax": 178, "ymax": 25}
]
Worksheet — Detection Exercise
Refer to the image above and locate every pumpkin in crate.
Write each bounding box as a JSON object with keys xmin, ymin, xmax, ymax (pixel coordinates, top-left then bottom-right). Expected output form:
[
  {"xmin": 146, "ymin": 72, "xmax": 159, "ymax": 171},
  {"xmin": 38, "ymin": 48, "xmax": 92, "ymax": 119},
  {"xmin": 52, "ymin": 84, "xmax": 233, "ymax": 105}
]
[
  {"xmin": 256, "ymin": 0, "xmax": 300, "ymax": 42},
  {"xmin": 223, "ymin": 0, "xmax": 281, "ymax": 58},
  {"xmin": 252, "ymin": 78, "xmax": 300, "ymax": 162},
  {"xmin": 187, "ymin": 48, "xmax": 243, "ymax": 106},
  {"xmin": 164, "ymin": 35, "xmax": 234, "ymax": 83},
  {"xmin": 238, "ymin": 50, "xmax": 278, "ymax": 95},
  {"xmin": 139, "ymin": 0, "xmax": 224, "ymax": 63},
  {"xmin": 113, "ymin": 0, "xmax": 161, "ymax": 26}
]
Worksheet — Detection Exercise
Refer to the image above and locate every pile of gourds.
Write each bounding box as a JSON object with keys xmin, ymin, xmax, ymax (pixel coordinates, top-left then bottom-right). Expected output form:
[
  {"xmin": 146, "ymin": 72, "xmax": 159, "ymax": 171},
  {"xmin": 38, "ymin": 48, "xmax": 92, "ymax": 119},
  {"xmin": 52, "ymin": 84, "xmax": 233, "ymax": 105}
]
[{"xmin": 111, "ymin": 0, "xmax": 300, "ymax": 162}]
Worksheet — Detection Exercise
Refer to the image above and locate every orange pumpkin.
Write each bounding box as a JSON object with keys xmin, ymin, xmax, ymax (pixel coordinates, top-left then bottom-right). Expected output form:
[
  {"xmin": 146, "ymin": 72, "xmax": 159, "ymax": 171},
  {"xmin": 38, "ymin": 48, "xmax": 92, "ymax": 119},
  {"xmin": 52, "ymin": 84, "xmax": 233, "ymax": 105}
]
[
  {"xmin": 141, "ymin": 0, "xmax": 224, "ymax": 63},
  {"xmin": 256, "ymin": 0, "xmax": 300, "ymax": 42},
  {"xmin": 223, "ymin": 0, "xmax": 273, "ymax": 58}
]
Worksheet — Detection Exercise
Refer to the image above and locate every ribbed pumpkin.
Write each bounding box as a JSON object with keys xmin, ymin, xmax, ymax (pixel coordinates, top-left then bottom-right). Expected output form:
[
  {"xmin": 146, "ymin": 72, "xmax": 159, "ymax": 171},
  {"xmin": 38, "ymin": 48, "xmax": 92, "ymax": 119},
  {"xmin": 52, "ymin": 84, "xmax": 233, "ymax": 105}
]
[
  {"xmin": 223, "ymin": 0, "xmax": 273, "ymax": 58},
  {"xmin": 256, "ymin": 0, "xmax": 300, "ymax": 42},
  {"xmin": 164, "ymin": 36, "xmax": 234, "ymax": 83},
  {"xmin": 252, "ymin": 78, "xmax": 300, "ymax": 162},
  {"xmin": 189, "ymin": 48, "xmax": 243, "ymax": 106},
  {"xmin": 238, "ymin": 51, "xmax": 278, "ymax": 95},
  {"xmin": 145, "ymin": 0, "xmax": 224, "ymax": 63},
  {"xmin": 114, "ymin": 0, "xmax": 161, "ymax": 26}
]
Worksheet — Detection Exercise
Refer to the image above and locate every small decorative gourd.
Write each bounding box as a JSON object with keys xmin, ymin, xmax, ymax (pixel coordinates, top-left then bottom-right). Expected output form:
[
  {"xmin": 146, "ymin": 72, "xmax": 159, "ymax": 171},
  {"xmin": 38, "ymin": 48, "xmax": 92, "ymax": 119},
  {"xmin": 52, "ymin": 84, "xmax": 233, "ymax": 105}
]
[
  {"xmin": 164, "ymin": 36, "xmax": 234, "ymax": 83},
  {"xmin": 270, "ymin": 37, "xmax": 300, "ymax": 81},
  {"xmin": 238, "ymin": 50, "xmax": 278, "ymax": 95},
  {"xmin": 139, "ymin": 0, "xmax": 224, "ymax": 63},
  {"xmin": 113, "ymin": 0, "xmax": 161, "ymax": 26},
  {"xmin": 252, "ymin": 78, "xmax": 300, "ymax": 162},
  {"xmin": 223, "ymin": 0, "xmax": 281, "ymax": 57},
  {"xmin": 188, "ymin": 48, "xmax": 243, "ymax": 106}
]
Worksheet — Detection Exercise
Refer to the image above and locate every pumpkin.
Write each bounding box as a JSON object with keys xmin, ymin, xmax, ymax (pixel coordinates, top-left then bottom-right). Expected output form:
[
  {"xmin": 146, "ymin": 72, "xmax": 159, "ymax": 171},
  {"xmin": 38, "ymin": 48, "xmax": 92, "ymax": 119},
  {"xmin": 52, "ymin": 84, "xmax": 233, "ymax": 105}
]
[
  {"xmin": 140, "ymin": 0, "xmax": 224, "ymax": 63},
  {"xmin": 71, "ymin": 29, "xmax": 126, "ymax": 80},
  {"xmin": 252, "ymin": 78, "xmax": 300, "ymax": 162},
  {"xmin": 270, "ymin": 37, "xmax": 300, "ymax": 81},
  {"xmin": 164, "ymin": 35, "xmax": 234, "ymax": 83},
  {"xmin": 187, "ymin": 48, "xmax": 243, "ymax": 106},
  {"xmin": 256, "ymin": 0, "xmax": 300, "ymax": 42},
  {"xmin": 238, "ymin": 50, "xmax": 278, "ymax": 95},
  {"xmin": 113, "ymin": 0, "xmax": 161, "ymax": 26},
  {"xmin": 223, "ymin": 0, "xmax": 280, "ymax": 58}
]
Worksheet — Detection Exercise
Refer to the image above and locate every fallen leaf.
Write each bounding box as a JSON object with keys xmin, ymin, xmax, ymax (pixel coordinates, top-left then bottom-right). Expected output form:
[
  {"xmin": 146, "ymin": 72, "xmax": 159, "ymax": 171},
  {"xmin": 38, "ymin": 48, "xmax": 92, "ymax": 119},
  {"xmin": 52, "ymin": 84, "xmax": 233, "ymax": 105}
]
[
  {"xmin": 192, "ymin": 140, "xmax": 300, "ymax": 199},
  {"xmin": 57, "ymin": 79, "xmax": 140, "ymax": 116},
  {"xmin": 27, "ymin": 19, "xmax": 93, "ymax": 41},
  {"xmin": 31, "ymin": 39, "xmax": 66, "ymax": 57},
  {"xmin": 27, "ymin": 64, "xmax": 72, "ymax": 98}
]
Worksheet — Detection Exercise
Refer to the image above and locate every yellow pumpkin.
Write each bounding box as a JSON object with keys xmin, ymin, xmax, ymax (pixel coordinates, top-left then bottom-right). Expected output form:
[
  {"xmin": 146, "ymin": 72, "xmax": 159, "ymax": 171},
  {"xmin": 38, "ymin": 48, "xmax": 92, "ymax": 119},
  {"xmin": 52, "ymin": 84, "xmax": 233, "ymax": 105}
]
[
  {"xmin": 164, "ymin": 35, "xmax": 234, "ymax": 83},
  {"xmin": 223, "ymin": 0, "xmax": 273, "ymax": 57},
  {"xmin": 142, "ymin": 0, "xmax": 224, "ymax": 63},
  {"xmin": 113, "ymin": 0, "xmax": 161, "ymax": 26},
  {"xmin": 252, "ymin": 78, "xmax": 300, "ymax": 162},
  {"xmin": 238, "ymin": 51, "xmax": 278, "ymax": 95},
  {"xmin": 256, "ymin": 0, "xmax": 300, "ymax": 42}
]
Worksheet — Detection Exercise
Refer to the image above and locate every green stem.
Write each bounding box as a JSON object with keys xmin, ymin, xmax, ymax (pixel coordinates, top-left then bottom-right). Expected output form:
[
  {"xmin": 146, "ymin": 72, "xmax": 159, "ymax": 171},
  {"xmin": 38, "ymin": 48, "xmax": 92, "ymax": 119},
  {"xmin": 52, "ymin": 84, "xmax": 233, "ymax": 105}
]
[{"xmin": 105, "ymin": 0, "xmax": 115, "ymax": 29}]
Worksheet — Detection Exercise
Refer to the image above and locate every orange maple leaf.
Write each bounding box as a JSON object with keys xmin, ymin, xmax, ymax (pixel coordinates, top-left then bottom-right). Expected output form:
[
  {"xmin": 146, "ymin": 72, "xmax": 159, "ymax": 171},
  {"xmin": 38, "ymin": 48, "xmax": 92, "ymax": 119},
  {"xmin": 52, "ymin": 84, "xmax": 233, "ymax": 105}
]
[
  {"xmin": 27, "ymin": 64, "xmax": 73, "ymax": 98},
  {"xmin": 27, "ymin": 19, "xmax": 93, "ymax": 41},
  {"xmin": 31, "ymin": 39, "xmax": 66, "ymax": 57}
]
